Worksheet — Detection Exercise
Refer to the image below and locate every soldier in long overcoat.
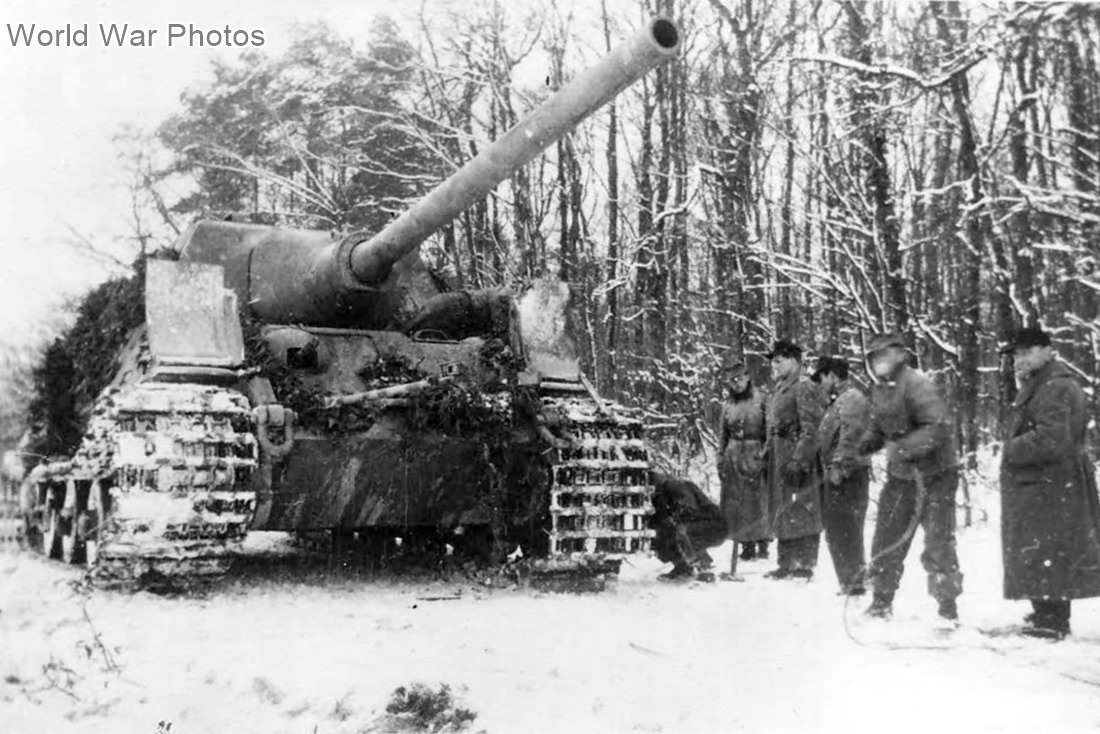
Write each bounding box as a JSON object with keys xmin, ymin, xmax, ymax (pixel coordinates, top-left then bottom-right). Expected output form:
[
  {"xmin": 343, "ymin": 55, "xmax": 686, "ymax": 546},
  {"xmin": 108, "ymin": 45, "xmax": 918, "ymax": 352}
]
[
  {"xmin": 812, "ymin": 355, "xmax": 871, "ymax": 596},
  {"xmin": 717, "ymin": 360, "xmax": 770, "ymax": 578},
  {"xmin": 1000, "ymin": 327, "xmax": 1100, "ymax": 639},
  {"xmin": 763, "ymin": 340, "xmax": 824, "ymax": 579},
  {"xmin": 857, "ymin": 332, "xmax": 963, "ymax": 623}
]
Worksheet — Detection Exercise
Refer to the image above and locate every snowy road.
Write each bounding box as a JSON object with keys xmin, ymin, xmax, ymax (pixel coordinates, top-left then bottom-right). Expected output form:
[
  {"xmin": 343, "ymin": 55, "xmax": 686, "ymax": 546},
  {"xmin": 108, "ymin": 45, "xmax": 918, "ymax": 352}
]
[{"xmin": 2, "ymin": 523, "xmax": 1099, "ymax": 734}]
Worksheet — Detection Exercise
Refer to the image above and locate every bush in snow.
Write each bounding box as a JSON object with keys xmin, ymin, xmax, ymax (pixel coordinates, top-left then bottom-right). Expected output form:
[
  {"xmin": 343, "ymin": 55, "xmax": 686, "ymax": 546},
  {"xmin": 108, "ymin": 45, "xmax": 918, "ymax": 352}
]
[{"xmin": 373, "ymin": 682, "xmax": 479, "ymax": 733}]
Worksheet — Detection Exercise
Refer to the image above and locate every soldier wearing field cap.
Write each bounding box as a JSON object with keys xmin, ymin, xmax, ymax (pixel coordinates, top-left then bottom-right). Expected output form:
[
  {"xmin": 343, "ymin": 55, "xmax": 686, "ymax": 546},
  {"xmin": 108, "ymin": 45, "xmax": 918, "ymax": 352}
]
[
  {"xmin": 812, "ymin": 355, "xmax": 871, "ymax": 596},
  {"xmin": 857, "ymin": 332, "xmax": 963, "ymax": 624},
  {"xmin": 717, "ymin": 358, "xmax": 771, "ymax": 579},
  {"xmin": 763, "ymin": 339, "xmax": 824, "ymax": 579},
  {"xmin": 1000, "ymin": 327, "xmax": 1100, "ymax": 639}
]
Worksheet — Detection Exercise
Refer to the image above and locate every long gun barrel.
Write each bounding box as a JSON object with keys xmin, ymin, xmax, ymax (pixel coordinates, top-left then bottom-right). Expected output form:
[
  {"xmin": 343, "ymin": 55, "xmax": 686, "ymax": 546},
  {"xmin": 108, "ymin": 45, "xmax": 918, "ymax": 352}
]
[
  {"xmin": 245, "ymin": 17, "xmax": 680, "ymax": 326},
  {"xmin": 350, "ymin": 17, "xmax": 681, "ymax": 284}
]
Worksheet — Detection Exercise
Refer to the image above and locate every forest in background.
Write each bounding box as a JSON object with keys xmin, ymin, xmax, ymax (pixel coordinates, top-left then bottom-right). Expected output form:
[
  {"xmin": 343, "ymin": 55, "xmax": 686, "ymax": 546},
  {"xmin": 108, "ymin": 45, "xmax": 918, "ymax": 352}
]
[{"xmin": 7, "ymin": 0, "xmax": 1100, "ymax": 467}]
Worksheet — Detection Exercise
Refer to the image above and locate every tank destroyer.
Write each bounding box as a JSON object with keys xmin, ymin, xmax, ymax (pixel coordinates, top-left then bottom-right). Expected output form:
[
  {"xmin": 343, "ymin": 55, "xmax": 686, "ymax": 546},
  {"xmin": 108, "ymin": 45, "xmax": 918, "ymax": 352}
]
[{"xmin": 19, "ymin": 18, "xmax": 682, "ymax": 586}]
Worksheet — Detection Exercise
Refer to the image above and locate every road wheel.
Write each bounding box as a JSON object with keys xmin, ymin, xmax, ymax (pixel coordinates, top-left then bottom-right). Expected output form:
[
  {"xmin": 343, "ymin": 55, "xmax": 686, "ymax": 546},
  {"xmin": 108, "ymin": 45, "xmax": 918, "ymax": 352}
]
[
  {"xmin": 63, "ymin": 511, "xmax": 90, "ymax": 565},
  {"xmin": 21, "ymin": 513, "xmax": 41, "ymax": 553},
  {"xmin": 42, "ymin": 510, "xmax": 67, "ymax": 560},
  {"xmin": 79, "ymin": 510, "xmax": 98, "ymax": 569}
]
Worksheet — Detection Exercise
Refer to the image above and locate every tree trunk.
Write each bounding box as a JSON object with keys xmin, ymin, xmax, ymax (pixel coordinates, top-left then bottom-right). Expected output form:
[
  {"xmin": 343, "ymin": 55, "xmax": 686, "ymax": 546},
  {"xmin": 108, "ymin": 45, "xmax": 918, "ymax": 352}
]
[
  {"xmin": 1007, "ymin": 28, "xmax": 1039, "ymax": 324},
  {"xmin": 843, "ymin": 0, "xmax": 907, "ymax": 332}
]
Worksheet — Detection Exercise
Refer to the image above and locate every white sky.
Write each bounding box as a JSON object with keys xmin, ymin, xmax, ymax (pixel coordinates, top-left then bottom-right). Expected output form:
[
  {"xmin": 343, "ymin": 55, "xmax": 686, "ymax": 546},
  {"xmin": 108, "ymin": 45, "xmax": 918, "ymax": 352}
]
[{"xmin": 0, "ymin": 0, "xmax": 479, "ymax": 343}]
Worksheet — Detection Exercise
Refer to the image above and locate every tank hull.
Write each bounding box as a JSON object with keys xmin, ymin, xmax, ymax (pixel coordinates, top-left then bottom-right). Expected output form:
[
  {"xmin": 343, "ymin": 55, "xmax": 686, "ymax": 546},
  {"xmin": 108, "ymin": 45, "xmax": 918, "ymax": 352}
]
[
  {"xmin": 18, "ymin": 17, "xmax": 682, "ymax": 583},
  {"xmin": 263, "ymin": 432, "xmax": 538, "ymax": 531}
]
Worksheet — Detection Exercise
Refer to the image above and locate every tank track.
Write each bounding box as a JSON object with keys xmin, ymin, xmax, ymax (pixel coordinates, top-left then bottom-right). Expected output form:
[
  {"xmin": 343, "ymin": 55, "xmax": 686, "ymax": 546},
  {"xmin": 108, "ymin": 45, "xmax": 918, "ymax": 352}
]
[
  {"xmin": 26, "ymin": 377, "xmax": 651, "ymax": 589},
  {"xmin": 537, "ymin": 382, "xmax": 655, "ymax": 565},
  {"xmin": 30, "ymin": 383, "xmax": 258, "ymax": 590}
]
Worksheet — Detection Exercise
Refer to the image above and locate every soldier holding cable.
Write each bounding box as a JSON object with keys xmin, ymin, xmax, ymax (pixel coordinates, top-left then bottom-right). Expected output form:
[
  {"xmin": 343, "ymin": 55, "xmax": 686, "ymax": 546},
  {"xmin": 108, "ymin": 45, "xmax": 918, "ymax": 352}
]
[{"xmin": 856, "ymin": 333, "xmax": 963, "ymax": 625}]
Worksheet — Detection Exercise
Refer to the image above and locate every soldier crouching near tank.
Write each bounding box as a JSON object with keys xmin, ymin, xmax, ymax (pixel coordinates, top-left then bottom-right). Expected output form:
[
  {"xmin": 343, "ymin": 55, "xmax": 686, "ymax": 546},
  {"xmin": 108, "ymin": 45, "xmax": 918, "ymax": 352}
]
[
  {"xmin": 651, "ymin": 472, "xmax": 728, "ymax": 582},
  {"xmin": 763, "ymin": 339, "xmax": 825, "ymax": 580},
  {"xmin": 716, "ymin": 358, "xmax": 771, "ymax": 581},
  {"xmin": 857, "ymin": 332, "xmax": 963, "ymax": 625},
  {"xmin": 999, "ymin": 327, "xmax": 1100, "ymax": 639},
  {"xmin": 812, "ymin": 355, "xmax": 871, "ymax": 596}
]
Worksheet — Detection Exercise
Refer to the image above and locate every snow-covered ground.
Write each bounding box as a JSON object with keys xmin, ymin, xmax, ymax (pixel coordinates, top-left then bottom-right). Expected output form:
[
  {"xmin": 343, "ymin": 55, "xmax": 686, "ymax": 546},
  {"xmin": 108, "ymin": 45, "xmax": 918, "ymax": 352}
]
[{"xmin": 3, "ymin": 459, "xmax": 1100, "ymax": 734}]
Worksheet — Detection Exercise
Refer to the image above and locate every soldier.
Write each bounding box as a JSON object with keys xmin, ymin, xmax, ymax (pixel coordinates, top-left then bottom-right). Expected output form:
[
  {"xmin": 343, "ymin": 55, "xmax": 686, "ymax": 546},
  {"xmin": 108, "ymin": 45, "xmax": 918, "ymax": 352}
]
[
  {"xmin": 763, "ymin": 339, "xmax": 824, "ymax": 579},
  {"xmin": 857, "ymin": 333, "xmax": 962, "ymax": 624},
  {"xmin": 1000, "ymin": 327, "xmax": 1100, "ymax": 639},
  {"xmin": 651, "ymin": 472, "xmax": 728, "ymax": 582},
  {"xmin": 716, "ymin": 359, "xmax": 770, "ymax": 580},
  {"xmin": 812, "ymin": 356, "xmax": 871, "ymax": 596}
]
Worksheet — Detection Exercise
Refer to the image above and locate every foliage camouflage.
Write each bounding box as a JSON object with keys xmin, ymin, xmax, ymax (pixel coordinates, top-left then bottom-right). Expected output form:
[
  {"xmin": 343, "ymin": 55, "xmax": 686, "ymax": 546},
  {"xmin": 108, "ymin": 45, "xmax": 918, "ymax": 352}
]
[{"xmin": 25, "ymin": 256, "xmax": 152, "ymax": 458}]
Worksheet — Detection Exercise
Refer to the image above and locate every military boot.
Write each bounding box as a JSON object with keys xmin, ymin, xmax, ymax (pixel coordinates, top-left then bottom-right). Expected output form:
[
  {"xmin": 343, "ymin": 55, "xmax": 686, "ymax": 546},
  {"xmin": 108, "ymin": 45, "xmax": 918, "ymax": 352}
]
[
  {"xmin": 864, "ymin": 592, "xmax": 893, "ymax": 619},
  {"xmin": 937, "ymin": 598, "xmax": 958, "ymax": 621},
  {"xmin": 1023, "ymin": 600, "xmax": 1070, "ymax": 640},
  {"xmin": 658, "ymin": 563, "xmax": 694, "ymax": 582},
  {"xmin": 739, "ymin": 542, "xmax": 757, "ymax": 561},
  {"xmin": 695, "ymin": 551, "xmax": 715, "ymax": 570},
  {"xmin": 931, "ymin": 598, "xmax": 960, "ymax": 632}
]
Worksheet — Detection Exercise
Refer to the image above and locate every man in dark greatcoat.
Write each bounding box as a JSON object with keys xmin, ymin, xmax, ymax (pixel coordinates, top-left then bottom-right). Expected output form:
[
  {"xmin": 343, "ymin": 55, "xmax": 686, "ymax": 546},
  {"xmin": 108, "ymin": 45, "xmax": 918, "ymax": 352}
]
[
  {"xmin": 763, "ymin": 339, "xmax": 824, "ymax": 579},
  {"xmin": 1000, "ymin": 327, "xmax": 1100, "ymax": 639},
  {"xmin": 812, "ymin": 355, "xmax": 871, "ymax": 596},
  {"xmin": 651, "ymin": 472, "xmax": 728, "ymax": 582},
  {"xmin": 857, "ymin": 333, "xmax": 963, "ymax": 624},
  {"xmin": 717, "ymin": 359, "xmax": 771, "ymax": 579}
]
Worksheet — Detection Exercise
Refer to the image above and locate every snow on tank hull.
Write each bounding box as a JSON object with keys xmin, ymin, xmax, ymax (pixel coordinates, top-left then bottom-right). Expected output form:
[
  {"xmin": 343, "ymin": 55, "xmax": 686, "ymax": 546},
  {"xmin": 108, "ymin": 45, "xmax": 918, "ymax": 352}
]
[
  {"xmin": 97, "ymin": 384, "xmax": 258, "ymax": 578},
  {"xmin": 22, "ymin": 382, "xmax": 259, "ymax": 585}
]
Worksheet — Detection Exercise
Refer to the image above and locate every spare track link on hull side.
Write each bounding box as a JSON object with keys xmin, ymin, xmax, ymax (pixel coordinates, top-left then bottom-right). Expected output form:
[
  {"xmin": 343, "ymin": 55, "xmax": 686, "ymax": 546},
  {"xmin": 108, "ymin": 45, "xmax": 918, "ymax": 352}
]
[
  {"xmin": 30, "ymin": 383, "xmax": 258, "ymax": 590},
  {"xmin": 539, "ymin": 385, "xmax": 655, "ymax": 561}
]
